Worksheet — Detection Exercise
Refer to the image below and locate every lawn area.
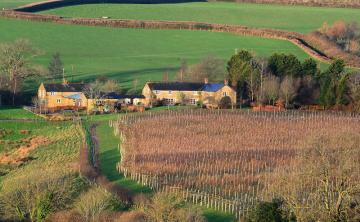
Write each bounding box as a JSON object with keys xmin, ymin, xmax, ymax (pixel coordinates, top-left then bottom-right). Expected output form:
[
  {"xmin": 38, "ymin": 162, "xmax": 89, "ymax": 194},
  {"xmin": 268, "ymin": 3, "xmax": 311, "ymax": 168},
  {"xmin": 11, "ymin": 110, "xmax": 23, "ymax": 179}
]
[
  {"xmin": 0, "ymin": 17, "xmax": 314, "ymax": 94},
  {"xmin": 39, "ymin": 2, "xmax": 360, "ymax": 33},
  {"xmin": 0, "ymin": 107, "xmax": 41, "ymax": 120}
]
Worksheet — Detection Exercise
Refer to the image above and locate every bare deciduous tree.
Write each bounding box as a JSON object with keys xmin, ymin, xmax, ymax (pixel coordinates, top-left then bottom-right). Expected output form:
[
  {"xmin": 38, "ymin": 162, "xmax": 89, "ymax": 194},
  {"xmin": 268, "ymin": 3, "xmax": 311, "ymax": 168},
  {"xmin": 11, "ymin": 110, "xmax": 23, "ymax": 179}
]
[
  {"xmin": 279, "ymin": 76, "xmax": 301, "ymax": 108},
  {"xmin": 262, "ymin": 76, "xmax": 280, "ymax": 105},
  {"xmin": 0, "ymin": 39, "xmax": 44, "ymax": 105},
  {"xmin": 268, "ymin": 133, "xmax": 360, "ymax": 222},
  {"xmin": 187, "ymin": 56, "xmax": 225, "ymax": 82}
]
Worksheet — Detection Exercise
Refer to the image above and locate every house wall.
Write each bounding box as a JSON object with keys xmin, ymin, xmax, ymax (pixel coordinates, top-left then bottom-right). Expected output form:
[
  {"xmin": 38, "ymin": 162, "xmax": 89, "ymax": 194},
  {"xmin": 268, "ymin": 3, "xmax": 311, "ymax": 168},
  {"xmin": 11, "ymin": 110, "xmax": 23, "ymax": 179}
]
[
  {"xmin": 142, "ymin": 83, "xmax": 237, "ymax": 106},
  {"xmin": 38, "ymin": 84, "xmax": 87, "ymax": 109}
]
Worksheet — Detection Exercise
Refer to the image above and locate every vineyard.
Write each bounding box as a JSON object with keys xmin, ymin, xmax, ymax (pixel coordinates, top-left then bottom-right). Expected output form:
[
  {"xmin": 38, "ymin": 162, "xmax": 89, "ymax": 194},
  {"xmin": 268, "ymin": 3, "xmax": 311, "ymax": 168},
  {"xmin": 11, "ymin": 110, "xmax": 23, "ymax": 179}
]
[{"xmin": 112, "ymin": 110, "xmax": 360, "ymax": 219}]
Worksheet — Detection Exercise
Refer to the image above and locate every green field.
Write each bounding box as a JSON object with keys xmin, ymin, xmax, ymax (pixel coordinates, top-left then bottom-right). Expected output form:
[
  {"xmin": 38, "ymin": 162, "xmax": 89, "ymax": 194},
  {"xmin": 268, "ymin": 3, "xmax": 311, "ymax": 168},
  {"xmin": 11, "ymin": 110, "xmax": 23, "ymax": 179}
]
[
  {"xmin": 0, "ymin": 18, "xmax": 312, "ymax": 94},
  {"xmin": 0, "ymin": 0, "xmax": 37, "ymax": 9},
  {"xmin": 0, "ymin": 120, "xmax": 81, "ymax": 185},
  {"xmin": 0, "ymin": 107, "xmax": 41, "ymax": 120},
  {"xmin": 39, "ymin": 2, "xmax": 360, "ymax": 33}
]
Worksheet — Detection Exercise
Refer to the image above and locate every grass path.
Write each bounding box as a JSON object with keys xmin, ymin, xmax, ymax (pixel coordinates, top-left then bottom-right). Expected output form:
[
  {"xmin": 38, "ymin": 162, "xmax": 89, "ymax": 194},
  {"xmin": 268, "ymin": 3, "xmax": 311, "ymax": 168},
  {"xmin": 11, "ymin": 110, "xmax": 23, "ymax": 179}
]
[
  {"xmin": 96, "ymin": 121, "xmax": 151, "ymax": 193},
  {"xmin": 39, "ymin": 2, "xmax": 360, "ymax": 34}
]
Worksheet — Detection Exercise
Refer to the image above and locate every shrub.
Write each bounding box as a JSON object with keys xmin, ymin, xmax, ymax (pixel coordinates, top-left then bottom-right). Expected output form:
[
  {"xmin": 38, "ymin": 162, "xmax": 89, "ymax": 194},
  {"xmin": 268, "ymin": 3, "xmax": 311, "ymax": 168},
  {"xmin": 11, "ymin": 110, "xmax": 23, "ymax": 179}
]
[
  {"xmin": 219, "ymin": 96, "xmax": 232, "ymax": 109},
  {"xmin": 137, "ymin": 192, "xmax": 206, "ymax": 222},
  {"xmin": 0, "ymin": 169, "xmax": 86, "ymax": 222},
  {"xmin": 244, "ymin": 199, "xmax": 294, "ymax": 222},
  {"xmin": 75, "ymin": 186, "xmax": 125, "ymax": 222}
]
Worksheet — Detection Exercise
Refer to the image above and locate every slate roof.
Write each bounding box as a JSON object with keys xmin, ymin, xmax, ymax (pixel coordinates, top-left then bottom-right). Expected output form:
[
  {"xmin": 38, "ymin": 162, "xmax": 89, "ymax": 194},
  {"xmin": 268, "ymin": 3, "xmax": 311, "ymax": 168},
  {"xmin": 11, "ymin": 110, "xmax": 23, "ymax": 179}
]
[
  {"xmin": 64, "ymin": 93, "xmax": 82, "ymax": 100},
  {"xmin": 44, "ymin": 83, "xmax": 87, "ymax": 92},
  {"xmin": 88, "ymin": 92, "xmax": 145, "ymax": 99},
  {"xmin": 147, "ymin": 82, "xmax": 225, "ymax": 92},
  {"xmin": 202, "ymin": 83, "xmax": 224, "ymax": 92}
]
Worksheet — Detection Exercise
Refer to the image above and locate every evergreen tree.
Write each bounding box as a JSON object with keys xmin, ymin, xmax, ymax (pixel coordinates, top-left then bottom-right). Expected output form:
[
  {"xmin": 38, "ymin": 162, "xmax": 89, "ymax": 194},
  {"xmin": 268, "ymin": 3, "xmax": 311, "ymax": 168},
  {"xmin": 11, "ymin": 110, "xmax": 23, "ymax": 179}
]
[{"xmin": 268, "ymin": 54, "xmax": 302, "ymax": 79}]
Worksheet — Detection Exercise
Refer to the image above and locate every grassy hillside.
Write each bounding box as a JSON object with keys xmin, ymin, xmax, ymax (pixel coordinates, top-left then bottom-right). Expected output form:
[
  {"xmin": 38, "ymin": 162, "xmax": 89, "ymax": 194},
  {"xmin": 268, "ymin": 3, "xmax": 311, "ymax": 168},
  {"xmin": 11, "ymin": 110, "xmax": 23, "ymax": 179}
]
[
  {"xmin": 38, "ymin": 2, "xmax": 360, "ymax": 33},
  {"xmin": 0, "ymin": 18, "xmax": 312, "ymax": 94},
  {"xmin": 0, "ymin": 0, "xmax": 38, "ymax": 9},
  {"xmin": 0, "ymin": 107, "xmax": 41, "ymax": 120}
]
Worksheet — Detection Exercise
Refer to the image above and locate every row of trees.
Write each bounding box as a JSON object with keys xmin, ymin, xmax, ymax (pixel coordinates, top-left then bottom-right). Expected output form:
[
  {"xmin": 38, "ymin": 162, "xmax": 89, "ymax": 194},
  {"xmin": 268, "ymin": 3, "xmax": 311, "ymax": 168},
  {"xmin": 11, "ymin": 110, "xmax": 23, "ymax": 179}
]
[
  {"xmin": 227, "ymin": 50, "xmax": 360, "ymax": 109},
  {"xmin": 173, "ymin": 50, "xmax": 357, "ymax": 109}
]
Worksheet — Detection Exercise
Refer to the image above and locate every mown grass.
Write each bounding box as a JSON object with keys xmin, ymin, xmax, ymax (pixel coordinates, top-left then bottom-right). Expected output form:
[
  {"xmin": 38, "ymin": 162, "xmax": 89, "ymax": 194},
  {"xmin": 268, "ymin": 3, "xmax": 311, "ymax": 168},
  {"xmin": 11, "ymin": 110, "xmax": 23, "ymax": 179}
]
[
  {"xmin": 39, "ymin": 2, "xmax": 360, "ymax": 34},
  {"xmin": 95, "ymin": 121, "xmax": 151, "ymax": 193},
  {"xmin": 0, "ymin": 107, "xmax": 41, "ymax": 120},
  {"xmin": 0, "ymin": 17, "xmax": 313, "ymax": 94}
]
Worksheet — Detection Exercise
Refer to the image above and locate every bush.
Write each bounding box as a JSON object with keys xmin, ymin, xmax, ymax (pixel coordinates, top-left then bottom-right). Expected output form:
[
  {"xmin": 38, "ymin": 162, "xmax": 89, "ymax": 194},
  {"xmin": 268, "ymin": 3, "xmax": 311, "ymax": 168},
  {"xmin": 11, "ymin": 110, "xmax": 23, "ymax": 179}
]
[
  {"xmin": 75, "ymin": 186, "xmax": 125, "ymax": 222},
  {"xmin": 244, "ymin": 199, "xmax": 294, "ymax": 222},
  {"xmin": 136, "ymin": 192, "xmax": 206, "ymax": 222},
  {"xmin": 219, "ymin": 96, "xmax": 232, "ymax": 109},
  {"xmin": 0, "ymin": 169, "xmax": 87, "ymax": 222}
]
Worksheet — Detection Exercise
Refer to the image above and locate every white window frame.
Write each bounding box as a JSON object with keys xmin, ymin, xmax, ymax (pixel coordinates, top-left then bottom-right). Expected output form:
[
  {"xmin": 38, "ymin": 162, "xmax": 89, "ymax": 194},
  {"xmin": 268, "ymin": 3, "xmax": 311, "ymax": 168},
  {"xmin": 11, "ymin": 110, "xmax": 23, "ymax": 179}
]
[
  {"xmin": 223, "ymin": 92, "xmax": 228, "ymax": 97},
  {"xmin": 189, "ymin": 99, "xmax": 196, "ymax": 105},
  {"xmin": 154, "ymin": 90, "xmax": 159, "ymax": 94},
  {"xmin": 50, "ymin": 92, "xmax": 56, "ymax": 96},
  {"xmin": 168, "ymin": 90, "xmax": 172, "ymax": 95},
  {"xmin": 56, "ymin": 99, "xmax": 61, "ymax": 103}
]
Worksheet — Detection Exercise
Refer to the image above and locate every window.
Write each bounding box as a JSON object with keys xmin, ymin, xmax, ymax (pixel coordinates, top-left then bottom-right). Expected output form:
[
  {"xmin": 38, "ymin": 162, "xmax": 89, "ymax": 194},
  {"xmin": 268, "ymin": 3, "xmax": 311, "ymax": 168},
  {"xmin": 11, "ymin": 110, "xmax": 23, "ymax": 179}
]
[
  {"xmin": 223, "ymin": 92, "xmax": 228, "ymax": 97},
  {"xmin": 154, "ymin": 90, "xmax": 159, "ymax": 94},
  {"xmin": 189, "ymin": 99, "xmax": 196, "ymax": 105},
  {"xmin": 96, "ymin": 100, "xmax": 105, "ymax": 106},
  {"xmin": 168, "ymin": 91, "xmax": 172, "ymax": 95},
  {"xmin": 56, "ymin": 99, "xmax": 61, "ymax": 103},
  {"xmin": 50, "ymin": 92, "xmax": 56, "ymax": 96},
  {"xmin": 165, "ymin": 98, "xmax": 174, "ymax": 105}
]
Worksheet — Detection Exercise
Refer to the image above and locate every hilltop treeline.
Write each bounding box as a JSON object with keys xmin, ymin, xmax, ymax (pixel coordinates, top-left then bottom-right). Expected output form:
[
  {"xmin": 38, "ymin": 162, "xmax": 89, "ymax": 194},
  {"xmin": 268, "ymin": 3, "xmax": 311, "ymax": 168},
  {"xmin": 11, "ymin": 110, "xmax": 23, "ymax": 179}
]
[{"xmin": 214, "ymin": 0, "xmax": 360, "ymax": 8}]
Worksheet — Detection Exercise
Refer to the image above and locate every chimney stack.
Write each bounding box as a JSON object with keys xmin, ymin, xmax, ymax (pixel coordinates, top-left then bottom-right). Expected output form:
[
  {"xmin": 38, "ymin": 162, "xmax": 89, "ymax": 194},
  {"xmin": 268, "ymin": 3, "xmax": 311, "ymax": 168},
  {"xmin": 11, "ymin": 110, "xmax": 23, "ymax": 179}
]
[
  {"xmin": 204, "ymin": 78, "xmax": 209, "ymax": 84},
  {"xmin": 224, "ymin": 79, "xmax": 229, "ymax": 86}
]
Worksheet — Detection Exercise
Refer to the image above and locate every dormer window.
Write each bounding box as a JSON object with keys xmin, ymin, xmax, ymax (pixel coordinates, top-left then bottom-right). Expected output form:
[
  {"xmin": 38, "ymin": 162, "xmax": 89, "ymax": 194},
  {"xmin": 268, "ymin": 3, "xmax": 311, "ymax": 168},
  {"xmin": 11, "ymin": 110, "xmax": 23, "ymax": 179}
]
[{"xmin": 168, "ymin": 91, "xmax": 172, "ymax": 95}]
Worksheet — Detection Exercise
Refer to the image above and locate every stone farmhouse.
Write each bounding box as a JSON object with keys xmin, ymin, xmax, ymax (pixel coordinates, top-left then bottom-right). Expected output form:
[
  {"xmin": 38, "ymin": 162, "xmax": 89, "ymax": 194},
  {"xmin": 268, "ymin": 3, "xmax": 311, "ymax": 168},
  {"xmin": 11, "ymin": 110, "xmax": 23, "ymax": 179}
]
[
  {"xmin": 142, "ymin": 79, "xmax": 236, "ymax": 107},
  {"xmin": 37, "ymin": 78, "xmax": 236, "ymax": 112},
  {"xmin": 37, "ymin": 82, "xmax": 144, "ymax": 113}
]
